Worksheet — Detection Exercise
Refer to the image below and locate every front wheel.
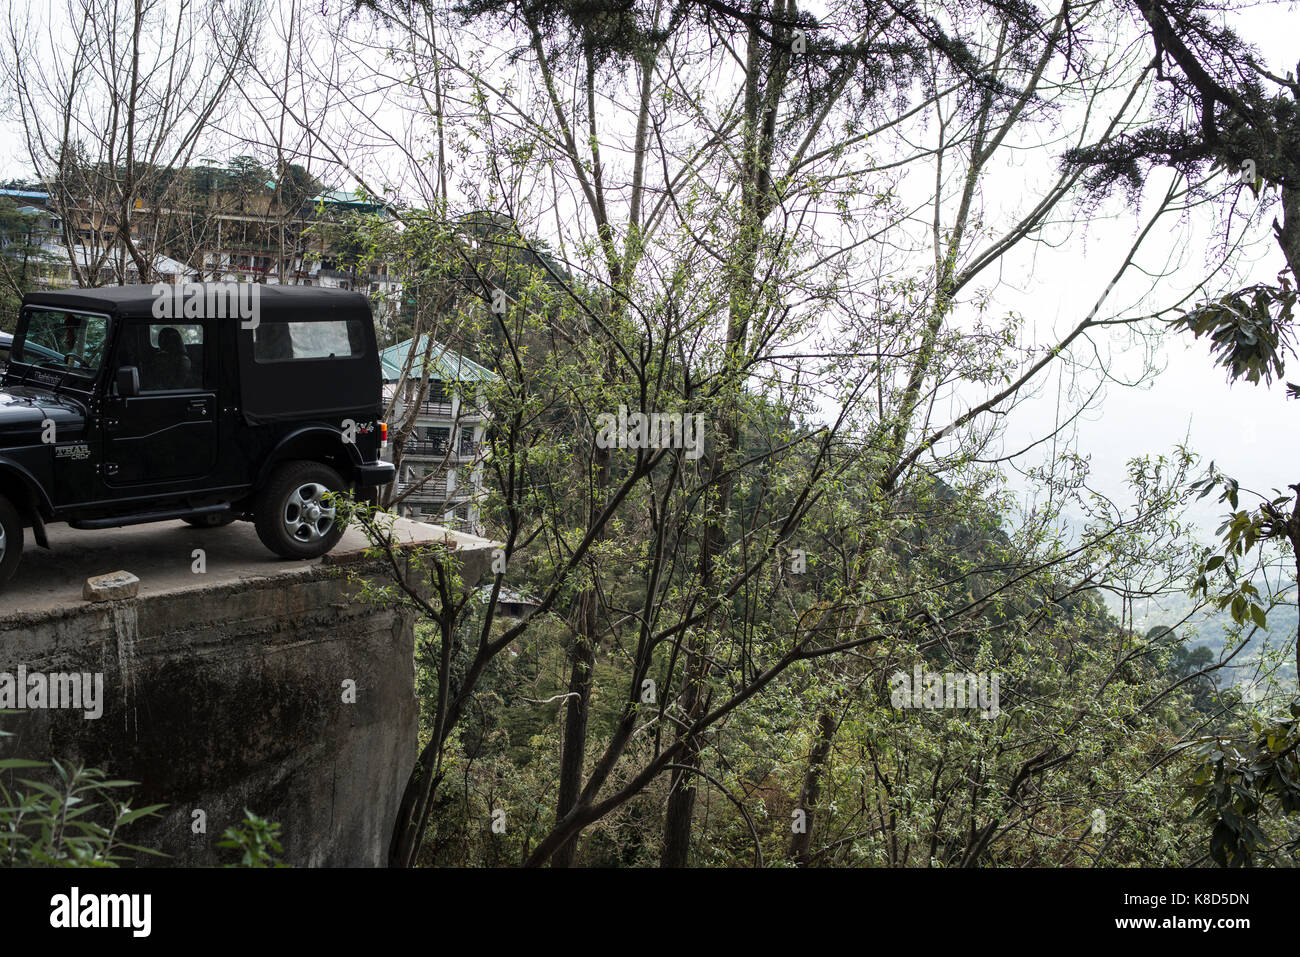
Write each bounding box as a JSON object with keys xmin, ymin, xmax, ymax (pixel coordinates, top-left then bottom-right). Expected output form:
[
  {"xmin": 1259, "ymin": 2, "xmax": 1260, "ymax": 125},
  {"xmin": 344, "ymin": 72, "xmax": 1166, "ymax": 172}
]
[
  {"xmin": 253, "ymin": 461, "xmax": 348, "ymax": 559},
  {"xmin": 0, "ymin": 494, "xmax": 24, "ymax": 589}
]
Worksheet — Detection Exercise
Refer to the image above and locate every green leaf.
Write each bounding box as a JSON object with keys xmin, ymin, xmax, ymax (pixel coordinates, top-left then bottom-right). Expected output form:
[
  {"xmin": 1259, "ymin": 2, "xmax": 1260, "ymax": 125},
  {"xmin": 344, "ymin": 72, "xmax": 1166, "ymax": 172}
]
[
  {"xmin": 0, "ymin": 759, "xmax": 48, "ymax": 772},
  {"xmin": 116, "ymin": 804, "xmax": 166, "ymax": 827}
]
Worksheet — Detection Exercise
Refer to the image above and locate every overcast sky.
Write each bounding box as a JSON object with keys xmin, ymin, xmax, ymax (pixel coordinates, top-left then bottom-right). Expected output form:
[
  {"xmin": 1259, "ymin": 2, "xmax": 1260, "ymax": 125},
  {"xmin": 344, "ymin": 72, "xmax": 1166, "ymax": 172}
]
[
  {"xmin": 1017, "ymin": 4, "xmax": 1297, "ymax": 535},
  {"xmin": 901, "ymin": 2, "xmax": 1300, "ymax": 539}
]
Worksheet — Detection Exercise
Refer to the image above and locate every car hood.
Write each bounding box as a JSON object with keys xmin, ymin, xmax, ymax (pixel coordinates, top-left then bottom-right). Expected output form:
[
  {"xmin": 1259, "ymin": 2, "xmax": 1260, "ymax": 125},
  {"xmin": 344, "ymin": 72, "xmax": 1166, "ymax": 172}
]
[{"xmin": 0, "ymin": 386, "xmax": 88, "ymax": 440}]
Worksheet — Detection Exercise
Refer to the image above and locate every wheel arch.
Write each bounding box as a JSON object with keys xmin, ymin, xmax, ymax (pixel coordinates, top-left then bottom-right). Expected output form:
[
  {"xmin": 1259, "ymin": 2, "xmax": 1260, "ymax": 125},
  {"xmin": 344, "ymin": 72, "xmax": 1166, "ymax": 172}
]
[
  {"xmin": 0, "ymin": 458, "xmax": 51, "ymax": 548},
  {"xmin": 257, "ymin": 426, "xmax": 363, "ymax": 490}
]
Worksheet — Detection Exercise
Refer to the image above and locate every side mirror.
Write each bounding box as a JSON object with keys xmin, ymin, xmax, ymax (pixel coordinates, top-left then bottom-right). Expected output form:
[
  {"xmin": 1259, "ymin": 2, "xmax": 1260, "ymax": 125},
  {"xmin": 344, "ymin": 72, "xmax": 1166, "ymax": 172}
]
[{"xmin": 116, "ymin": 366, "xmax": 140, "ymax": 398}]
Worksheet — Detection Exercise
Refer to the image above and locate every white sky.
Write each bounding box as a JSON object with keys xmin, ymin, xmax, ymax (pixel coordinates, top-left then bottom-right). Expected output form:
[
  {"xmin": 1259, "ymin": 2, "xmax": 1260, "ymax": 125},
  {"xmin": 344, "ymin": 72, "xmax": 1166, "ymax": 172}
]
[{"xmin": 997, "ymin": 4, "xmax": 1300, "ymax": 533}]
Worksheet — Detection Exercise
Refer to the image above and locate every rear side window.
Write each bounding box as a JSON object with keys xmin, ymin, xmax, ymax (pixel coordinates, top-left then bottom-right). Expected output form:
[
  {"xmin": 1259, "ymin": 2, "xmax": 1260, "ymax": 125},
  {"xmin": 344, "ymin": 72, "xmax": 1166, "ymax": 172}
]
[{"xmin": 253, "ymin": 320, "xmax": 366, "ymax": 362}]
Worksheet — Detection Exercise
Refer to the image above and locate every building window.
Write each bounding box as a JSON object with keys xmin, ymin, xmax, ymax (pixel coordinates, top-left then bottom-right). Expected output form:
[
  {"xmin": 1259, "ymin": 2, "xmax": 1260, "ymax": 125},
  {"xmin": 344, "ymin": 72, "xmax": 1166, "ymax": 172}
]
[{"xmin": 419, "ymin": 380, "xmax": 453, "ymax": 414}]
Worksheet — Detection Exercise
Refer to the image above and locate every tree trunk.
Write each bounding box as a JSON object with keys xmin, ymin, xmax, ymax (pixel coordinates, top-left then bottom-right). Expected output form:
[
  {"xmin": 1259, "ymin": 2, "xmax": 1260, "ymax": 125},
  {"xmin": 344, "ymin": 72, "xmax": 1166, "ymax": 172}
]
[
  {"xmin": 660, "ymin": 644, "xmax": 707, "ymax": 867},
  {"xmin": 1288, "ymin": 497, "xmax": 1300, "ymax": 678},
  {"xmin": 658, "ymin": 0, "xmax": 792, "ymax": 867},
  {"xmin": 788, "ymin": 710, "xmax": 836, "ymax": 866},
  {"xmin": 552, "ymin": 590, "xmax": 598, "ymax": 867},
  {"xmin": 550, "ymin": 333, "xmax": 612, "ymax": 865},
  {"xmin": 1277, "ymin": 185, "xmax": 1300, "ymax": 284}
]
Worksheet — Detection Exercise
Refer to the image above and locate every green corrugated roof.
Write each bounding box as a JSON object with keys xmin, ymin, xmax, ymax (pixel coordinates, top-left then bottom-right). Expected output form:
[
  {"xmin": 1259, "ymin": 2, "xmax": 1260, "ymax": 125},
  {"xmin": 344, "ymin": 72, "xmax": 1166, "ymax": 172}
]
[
  {"xmin": 379, "ymin": 334, "xmax": 498, "ymax": 384},
  {"xmin": 317, "ymin": 188, "xmax": 382, "ymax": 209}
]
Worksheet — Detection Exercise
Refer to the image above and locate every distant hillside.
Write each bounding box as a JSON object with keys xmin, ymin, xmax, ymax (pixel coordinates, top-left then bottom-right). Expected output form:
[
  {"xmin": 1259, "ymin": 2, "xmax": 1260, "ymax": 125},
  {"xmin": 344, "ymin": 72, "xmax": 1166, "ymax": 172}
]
[{"xmin": 1106, "ymin": 588, "xmax": 1298, "ymax": 688}]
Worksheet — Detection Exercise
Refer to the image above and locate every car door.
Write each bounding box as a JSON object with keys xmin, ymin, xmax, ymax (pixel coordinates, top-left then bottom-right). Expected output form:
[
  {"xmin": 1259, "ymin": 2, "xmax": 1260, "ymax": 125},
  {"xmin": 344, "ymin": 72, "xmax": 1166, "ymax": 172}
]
[{"xmin": 103, "ymin": 319, "xmax": 218, "ymax": 486}]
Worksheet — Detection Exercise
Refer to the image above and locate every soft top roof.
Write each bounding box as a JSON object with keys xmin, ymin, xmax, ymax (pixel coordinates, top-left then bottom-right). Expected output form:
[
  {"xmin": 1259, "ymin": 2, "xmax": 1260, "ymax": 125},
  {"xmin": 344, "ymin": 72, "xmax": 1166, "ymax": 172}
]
[{"xmin": 22, "ymin": 283, "xmax": 371, "ymax": 321}]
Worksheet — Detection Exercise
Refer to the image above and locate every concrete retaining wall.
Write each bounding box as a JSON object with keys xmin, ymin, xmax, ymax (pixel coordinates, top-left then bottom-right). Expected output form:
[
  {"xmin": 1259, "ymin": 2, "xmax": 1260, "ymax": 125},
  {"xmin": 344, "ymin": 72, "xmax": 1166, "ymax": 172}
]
[{"xmin": 0, "ymin": 519, "xmax": 495, "ymax": 867}]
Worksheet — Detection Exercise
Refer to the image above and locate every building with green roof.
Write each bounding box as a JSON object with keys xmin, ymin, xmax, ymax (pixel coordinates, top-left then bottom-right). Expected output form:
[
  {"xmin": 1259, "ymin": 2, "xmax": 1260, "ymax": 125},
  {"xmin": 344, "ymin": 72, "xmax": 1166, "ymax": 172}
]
[{"xmin": 380, "ymin": 335, "xmax": 497, "ymax": 534}]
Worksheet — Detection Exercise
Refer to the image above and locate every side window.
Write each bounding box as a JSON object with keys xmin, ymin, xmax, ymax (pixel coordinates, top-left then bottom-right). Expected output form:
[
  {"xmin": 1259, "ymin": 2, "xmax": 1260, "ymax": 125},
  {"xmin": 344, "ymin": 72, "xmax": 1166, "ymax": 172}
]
[
  {"xmin": 130, "ymin": 323, "xmax": 205, "ymax": 393},
  {"xmin": 17, "ymin": 309, "xmax": 109, "ymax": 376},
  {"xmin": 253, "ymin": 320, "xmax": 365, "ymax": 362}
]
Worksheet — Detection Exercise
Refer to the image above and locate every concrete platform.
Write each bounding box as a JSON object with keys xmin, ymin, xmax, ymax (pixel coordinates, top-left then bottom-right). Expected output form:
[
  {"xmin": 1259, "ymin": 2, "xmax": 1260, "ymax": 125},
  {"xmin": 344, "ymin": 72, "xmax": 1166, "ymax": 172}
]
[
  {"xmin": 0, "ymin": 513, "xmax": 500, "ymax": 866},
  {"xmin": 2, "ymin": 516, "xmax": 498, "ymax": 619}
]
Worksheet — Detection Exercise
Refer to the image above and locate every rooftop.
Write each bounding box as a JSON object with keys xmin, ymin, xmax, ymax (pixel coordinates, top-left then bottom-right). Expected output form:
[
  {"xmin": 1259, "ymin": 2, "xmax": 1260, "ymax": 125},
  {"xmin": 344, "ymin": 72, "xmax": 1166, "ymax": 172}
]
[
  {"xmin": 379, "ymin": 334, "xmax": 497, "ymax": 385},
  {"xmin": 0, "ymin": 188, "xmax": 50, "ymax": 201},
  {"xmin": 24, "ymin": 282, "xmax": 371, "ymax": 319}
]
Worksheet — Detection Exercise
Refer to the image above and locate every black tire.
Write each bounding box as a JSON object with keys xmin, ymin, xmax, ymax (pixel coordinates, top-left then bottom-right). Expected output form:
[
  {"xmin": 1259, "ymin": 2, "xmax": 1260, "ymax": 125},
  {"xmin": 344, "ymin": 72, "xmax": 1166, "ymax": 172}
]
[
  {"xmin": 0, "ymin": 494, "xmax": 24, "ymax": 589},
  {"xmin": 183, "ymin": 512, "xmax": 238, "ymax": 528},
  {"xmin": 253, "ymin": 460, "xmax": 349, "ymax": 559}
]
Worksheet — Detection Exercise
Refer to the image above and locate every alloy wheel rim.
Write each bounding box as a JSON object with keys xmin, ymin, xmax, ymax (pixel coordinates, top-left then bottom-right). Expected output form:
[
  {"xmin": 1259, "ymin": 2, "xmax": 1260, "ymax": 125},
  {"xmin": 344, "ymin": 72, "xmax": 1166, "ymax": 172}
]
[{"xmin": 282, "ymin": 482, "xmax": 336, "ymax": 544}]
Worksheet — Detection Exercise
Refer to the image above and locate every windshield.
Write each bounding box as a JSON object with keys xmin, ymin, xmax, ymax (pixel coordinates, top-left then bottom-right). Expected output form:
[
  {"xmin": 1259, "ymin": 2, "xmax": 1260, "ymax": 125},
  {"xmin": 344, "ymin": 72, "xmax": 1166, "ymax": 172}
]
[{"xmin": 13, "ymin": 308, "xmax": 109, "ymax": 378}]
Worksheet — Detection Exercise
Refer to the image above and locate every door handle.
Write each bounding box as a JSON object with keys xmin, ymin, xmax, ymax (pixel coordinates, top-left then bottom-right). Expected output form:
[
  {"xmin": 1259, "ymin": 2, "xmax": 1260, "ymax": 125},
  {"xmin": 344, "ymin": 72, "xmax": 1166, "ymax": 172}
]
[{"xmin": 188, "ymin": 398, "xmax": 208, "ymax": 412}]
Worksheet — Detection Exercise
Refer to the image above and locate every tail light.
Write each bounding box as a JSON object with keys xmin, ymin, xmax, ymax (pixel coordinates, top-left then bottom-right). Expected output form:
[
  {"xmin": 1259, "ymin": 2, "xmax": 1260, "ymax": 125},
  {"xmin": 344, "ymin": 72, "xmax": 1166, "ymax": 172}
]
[{"xmin": 379, "ymin": 421, "xmax": 389, "ymax": 450}]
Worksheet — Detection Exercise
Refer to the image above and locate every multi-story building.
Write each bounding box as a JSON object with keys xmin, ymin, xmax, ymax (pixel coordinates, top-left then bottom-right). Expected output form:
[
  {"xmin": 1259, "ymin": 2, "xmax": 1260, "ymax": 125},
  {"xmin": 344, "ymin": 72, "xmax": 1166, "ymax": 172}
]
[
  {"xmin": 379, "ymin": 335, "xmax": 496, "ymax": 534},
  {"xmin": 0, "ymin": 181, "xmax": 402, "ymax": 329}
]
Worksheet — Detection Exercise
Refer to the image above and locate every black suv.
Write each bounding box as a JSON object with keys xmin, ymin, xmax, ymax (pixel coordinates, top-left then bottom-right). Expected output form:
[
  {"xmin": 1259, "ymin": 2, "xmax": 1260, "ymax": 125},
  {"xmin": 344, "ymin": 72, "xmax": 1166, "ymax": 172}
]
[{"xmin": 0, "ymin": 284, "xmax": 395, "ymax": 588}]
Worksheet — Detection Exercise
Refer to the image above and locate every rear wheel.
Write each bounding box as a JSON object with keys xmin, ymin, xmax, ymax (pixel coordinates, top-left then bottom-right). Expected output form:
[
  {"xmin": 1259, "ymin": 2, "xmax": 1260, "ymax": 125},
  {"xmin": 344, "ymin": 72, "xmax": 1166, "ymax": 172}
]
[
  {"xmin": 254, "ymin": 461, "xmax": 348, "ymax": 559},
  {"xmin": 183, "ymin": 512, "xmax": 237, "ymax": 528},
  {"xmin": 0, "ymin": 494, "xmax": 24, "ymax": 589}
]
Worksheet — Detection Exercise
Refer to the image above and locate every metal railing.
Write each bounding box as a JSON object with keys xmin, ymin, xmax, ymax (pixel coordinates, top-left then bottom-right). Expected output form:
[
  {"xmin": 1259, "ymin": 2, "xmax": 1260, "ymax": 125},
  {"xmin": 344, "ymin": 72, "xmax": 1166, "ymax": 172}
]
[
  {"xmin": 403, "ymin": 439, "xmax": 450, "ymax": 456},
  {"xmin": 413, "ymin": 400, "xmax": 453, "ymax": 416},
  {"xmin": 395, "ymin": 482, "xmax": 449, "ymax": 501}
]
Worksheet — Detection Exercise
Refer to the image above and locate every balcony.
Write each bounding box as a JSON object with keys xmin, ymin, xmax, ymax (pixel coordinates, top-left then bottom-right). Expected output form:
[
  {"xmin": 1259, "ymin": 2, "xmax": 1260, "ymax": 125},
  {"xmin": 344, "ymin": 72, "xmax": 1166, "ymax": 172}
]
[
  {"xmin": 394, "ymin": 480, "xmax": 448, "ymax": 500},
  {"xmin": 413, "ymin": 400, "xmax": 454, "ymax": 416},
  {"xmin": 393, "ymin": 482, "xmax": 473, "ymax": 505},
  {"xmin": 400, "ymin": 438, "xmax": 478, "ymax": 460},
  {"xmin": 402, "ymin": 439, "xmax": 449, "ymax": 457}
]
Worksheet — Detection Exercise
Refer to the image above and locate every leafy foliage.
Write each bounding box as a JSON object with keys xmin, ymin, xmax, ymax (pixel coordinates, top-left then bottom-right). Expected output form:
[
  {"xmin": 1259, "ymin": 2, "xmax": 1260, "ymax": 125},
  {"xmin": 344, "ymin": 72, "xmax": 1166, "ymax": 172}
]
[
  {"xmin": 1190, "ymin": 701, "xmax": 1300, "ymax": 866},
  {"xmin": 217, "ymin": 810, "xmax": 287, "ymax": 868},
  {"xmin": 0, "ymin": 723, "xmax": 165, "ymax": 867},
  {"xmin": 1174, "ymin": 278, "xmax": 1297, "ymax": 387}
]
